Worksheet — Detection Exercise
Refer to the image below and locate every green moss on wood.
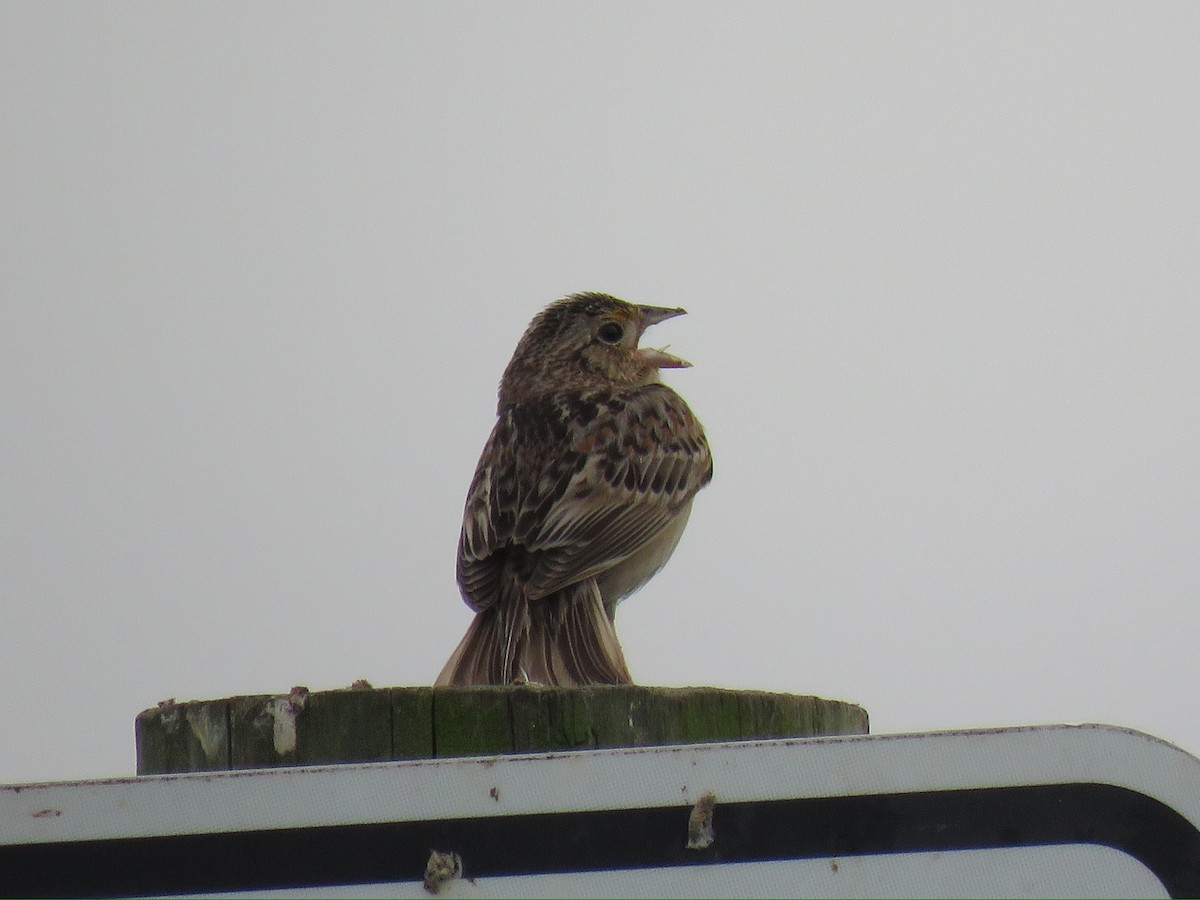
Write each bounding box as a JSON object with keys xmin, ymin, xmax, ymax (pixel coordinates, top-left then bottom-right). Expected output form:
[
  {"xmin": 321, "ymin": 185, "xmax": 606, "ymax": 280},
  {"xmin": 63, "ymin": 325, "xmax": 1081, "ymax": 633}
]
[
  {"xmin": 136, "ymin": 685, "xmax": 868, "ymax": 775},
  {"xmin": 509, "ymin": 685, "xmax": 593, "ymax": 752},
  {"xmin": 433, "ymin": 686, "xmax": 513, "ymax": 757},
  {"xmin": 392, "ymin": 687, "xmax": 434, "ymax": 759},
  {"xmin": 298, "ymin": 686, "xmax": 392, "ymax": 764}
]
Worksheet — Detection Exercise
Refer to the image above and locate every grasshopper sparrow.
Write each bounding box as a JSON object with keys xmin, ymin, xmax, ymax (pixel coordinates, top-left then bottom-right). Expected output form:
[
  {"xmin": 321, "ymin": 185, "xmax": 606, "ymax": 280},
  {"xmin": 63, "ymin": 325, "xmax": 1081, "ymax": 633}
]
[{"xmin": 436, "ymin": 292, "xmax": 713, "ymax": 686}]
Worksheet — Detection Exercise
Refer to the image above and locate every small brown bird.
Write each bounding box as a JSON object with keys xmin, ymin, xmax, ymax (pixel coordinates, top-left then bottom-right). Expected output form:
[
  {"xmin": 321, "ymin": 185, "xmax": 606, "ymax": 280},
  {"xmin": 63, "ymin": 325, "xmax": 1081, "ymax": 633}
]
[{"xmin": 436, "ymin": 292, "xmax": 713, "ymax": 686}]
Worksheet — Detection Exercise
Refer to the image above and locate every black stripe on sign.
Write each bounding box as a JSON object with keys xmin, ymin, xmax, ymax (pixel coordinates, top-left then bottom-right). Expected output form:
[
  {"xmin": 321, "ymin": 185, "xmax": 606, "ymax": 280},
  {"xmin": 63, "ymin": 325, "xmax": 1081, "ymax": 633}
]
[{"xmin": 3, "ymin": 782, "xmax": 1199, "ymax": 898}]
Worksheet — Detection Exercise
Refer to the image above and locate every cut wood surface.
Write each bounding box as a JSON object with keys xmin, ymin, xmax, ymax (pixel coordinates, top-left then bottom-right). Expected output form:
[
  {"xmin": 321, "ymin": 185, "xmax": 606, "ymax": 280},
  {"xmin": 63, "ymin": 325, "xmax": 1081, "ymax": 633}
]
[{"xmin": 135, "ymin": 684, "xmax": 869, "ymax": 775}]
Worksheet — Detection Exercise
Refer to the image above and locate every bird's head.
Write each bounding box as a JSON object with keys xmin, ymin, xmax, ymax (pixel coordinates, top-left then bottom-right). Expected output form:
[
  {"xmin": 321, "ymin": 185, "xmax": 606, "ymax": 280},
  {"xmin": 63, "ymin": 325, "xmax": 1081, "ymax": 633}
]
[{"xmin": 499, "ymin": 292, "xmax": 691, "ymax": 404}]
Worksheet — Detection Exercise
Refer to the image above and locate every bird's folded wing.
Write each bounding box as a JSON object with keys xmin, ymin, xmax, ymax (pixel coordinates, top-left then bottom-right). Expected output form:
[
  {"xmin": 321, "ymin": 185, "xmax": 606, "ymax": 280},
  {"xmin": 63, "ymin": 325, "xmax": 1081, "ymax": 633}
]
[
  {"xmin": 518, "ymin": 386, "xmax": 712, "ymax": 599},
  {"xmin": 457, "ymin": 386, "xmax": 712, "ymax": 608},
  {"xmin": 457, "ymin": 419, "xmax": 520, "ymax": 611}
]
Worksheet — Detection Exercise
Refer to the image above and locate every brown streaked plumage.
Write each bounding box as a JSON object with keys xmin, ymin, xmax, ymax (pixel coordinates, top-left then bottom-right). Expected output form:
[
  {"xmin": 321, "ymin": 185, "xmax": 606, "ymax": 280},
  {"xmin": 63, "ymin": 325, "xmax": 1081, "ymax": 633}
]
[{"xmin": 436, "ymin": 292, "xmax": 713, "ymax": 686}]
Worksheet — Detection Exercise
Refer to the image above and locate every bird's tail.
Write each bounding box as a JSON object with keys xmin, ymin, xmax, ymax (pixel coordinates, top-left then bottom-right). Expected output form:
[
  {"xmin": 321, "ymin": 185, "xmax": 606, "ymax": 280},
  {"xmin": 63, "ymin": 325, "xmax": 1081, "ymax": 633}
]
[{"xmin": 434, "ymin": 581, "xmax": 632, "ymax": 686}]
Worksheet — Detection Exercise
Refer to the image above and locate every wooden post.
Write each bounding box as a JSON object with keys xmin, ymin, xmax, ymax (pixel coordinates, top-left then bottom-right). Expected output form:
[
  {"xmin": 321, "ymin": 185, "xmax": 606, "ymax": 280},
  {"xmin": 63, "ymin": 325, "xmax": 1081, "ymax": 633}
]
[{"xmin": 135, "ymin": 685, "xmax": 868, "ymax": 775}]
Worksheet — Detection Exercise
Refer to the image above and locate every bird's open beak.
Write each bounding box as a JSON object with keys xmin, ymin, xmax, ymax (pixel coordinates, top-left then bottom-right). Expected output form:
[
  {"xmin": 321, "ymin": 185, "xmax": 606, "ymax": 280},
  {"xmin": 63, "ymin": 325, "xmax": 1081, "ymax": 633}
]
[
  {"xmin": 636, "ymin": 305, "xmax": 691, "ymax": 368},
  {"xmin": 639, "ymin": 347, "xmax": 691, "ymax": 368},
  {"xmin": 637, "ymin": 305, "xmax": 687, "ymax": 326}
]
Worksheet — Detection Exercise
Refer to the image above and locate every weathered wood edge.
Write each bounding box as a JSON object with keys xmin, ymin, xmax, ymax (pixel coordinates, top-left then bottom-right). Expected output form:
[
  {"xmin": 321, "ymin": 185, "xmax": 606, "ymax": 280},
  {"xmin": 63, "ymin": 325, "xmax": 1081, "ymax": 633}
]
[{"xmin": 136, "ymin": 685, "xmax": 869, "ymax": 775}]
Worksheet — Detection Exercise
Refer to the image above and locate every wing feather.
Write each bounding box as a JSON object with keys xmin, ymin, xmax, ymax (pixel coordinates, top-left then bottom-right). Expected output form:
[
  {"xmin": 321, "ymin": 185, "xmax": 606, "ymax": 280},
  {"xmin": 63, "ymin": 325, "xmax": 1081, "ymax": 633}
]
[{"xmin": 456, "ymin": 385, "xmax": 712, "ymax": 610}]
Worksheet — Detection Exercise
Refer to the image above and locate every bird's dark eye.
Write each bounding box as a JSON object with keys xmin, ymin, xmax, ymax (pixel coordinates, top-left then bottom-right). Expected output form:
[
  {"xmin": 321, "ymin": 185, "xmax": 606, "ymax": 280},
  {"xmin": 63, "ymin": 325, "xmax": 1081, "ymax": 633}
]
[{"xmin": 597, "ymin": 322, "xmax": 624, "ymax": 344}]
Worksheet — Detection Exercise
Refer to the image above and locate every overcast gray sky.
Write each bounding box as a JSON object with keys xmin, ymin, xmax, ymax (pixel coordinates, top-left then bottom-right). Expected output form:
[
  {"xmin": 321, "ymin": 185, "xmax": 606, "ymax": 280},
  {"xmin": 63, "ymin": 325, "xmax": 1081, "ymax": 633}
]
[{"xmin": 3, "ymin": 3, "xmax": 1198, "ymax": 786}]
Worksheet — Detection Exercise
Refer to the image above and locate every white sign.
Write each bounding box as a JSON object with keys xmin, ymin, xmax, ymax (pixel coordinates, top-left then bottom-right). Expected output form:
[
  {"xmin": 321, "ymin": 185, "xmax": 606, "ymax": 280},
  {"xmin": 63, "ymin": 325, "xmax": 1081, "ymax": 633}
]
[{"xmin": 3, "ymin": 723, "xmax": 1199, "ymax": 898}]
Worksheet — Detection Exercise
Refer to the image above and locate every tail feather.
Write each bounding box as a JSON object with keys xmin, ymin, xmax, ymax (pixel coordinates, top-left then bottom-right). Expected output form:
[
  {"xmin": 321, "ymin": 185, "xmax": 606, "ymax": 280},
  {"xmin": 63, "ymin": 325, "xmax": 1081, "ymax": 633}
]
[
  {"xmin": 435, "ymin": 581, "xmax": 631, "ymax": 686},
  {"xmin": 434, "ymin": 596, "xmax": 527, "ymax": 687}
]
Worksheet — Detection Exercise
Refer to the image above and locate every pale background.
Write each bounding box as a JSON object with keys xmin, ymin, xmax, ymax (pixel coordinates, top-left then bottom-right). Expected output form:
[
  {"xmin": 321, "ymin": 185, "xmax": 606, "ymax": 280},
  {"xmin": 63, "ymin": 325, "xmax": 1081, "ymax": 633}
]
[{"xmin": 3, "ymin": 3, "xmax": 1198, "ymax": 786}]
